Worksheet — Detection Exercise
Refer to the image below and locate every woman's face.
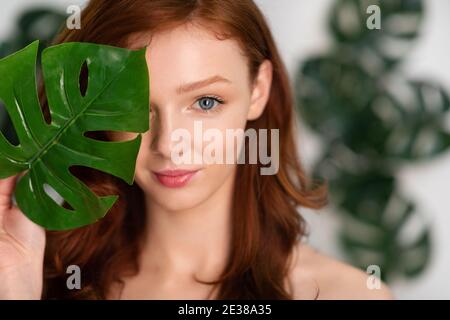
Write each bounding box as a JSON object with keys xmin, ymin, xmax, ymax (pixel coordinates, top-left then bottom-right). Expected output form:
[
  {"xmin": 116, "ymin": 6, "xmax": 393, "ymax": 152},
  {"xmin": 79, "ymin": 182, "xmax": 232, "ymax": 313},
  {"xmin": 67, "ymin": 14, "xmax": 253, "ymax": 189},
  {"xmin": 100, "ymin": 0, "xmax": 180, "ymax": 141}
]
[{"xmin": 121, "ymin": 24, "xmax": 272, "ymax": 212}]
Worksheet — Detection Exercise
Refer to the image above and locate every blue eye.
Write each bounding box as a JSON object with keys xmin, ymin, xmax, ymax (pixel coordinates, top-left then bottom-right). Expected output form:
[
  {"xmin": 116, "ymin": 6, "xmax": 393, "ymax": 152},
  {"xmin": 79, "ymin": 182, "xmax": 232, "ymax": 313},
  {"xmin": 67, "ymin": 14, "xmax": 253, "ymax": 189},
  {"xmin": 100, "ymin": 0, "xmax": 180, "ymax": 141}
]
[{"xmin": 196, "ymin": 96, "xmax": 224, "ymax": 111}]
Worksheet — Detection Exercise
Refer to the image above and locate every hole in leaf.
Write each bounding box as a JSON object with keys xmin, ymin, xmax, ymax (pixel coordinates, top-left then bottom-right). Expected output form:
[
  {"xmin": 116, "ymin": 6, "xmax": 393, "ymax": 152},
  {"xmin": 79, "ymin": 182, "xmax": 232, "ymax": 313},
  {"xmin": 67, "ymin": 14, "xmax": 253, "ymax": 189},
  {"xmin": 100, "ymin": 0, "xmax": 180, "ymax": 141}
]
[
  {"xmin": 0, "ymin": 101, "xmax": 20, "ymax": 146},
  {"xmin": 84, "ymin": 130, "xmax": 139, "ymax": 142},
  {"xmin": 79, "ymin": 60, "xmax": 88, "ymax": 97},
  {"xmin": 69, "ymin": 166, "xmax": 123, "ymax": 198},
  {"xmin": 43, "ymin": 183, "xmax": 74, "ymax": 211},
  {"xmin": 37, "ymin": 72, "xmax": 52, "ymax": 125}
]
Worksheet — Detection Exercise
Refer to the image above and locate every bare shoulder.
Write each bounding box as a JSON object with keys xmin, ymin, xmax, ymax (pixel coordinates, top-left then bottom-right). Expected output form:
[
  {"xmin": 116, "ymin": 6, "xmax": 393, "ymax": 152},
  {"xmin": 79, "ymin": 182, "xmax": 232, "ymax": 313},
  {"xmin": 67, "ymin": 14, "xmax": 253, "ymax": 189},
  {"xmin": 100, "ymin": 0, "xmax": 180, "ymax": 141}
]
[{"xmin": 286, "ymin": 243, "xmax": 394, "ymax": 300}]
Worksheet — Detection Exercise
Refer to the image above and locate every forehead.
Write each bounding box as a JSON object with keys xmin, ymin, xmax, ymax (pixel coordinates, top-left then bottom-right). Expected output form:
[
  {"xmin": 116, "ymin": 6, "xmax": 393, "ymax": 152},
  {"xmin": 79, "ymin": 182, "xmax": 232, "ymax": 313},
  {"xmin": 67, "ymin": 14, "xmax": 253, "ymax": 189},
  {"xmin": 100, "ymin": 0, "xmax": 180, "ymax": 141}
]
[{"xmin": 133, "ymin": 24, "xmax": 250, "ymax": 91}]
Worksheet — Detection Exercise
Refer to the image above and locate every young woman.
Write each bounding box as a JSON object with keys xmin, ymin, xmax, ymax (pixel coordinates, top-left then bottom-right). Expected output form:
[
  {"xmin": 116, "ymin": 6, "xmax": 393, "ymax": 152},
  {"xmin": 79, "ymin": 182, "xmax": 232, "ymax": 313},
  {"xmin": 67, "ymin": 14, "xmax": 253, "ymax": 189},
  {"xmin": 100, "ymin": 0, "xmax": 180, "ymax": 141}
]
[{"xmin": 0, "ymin": 0, "xmax": 393, "ymax": 299}]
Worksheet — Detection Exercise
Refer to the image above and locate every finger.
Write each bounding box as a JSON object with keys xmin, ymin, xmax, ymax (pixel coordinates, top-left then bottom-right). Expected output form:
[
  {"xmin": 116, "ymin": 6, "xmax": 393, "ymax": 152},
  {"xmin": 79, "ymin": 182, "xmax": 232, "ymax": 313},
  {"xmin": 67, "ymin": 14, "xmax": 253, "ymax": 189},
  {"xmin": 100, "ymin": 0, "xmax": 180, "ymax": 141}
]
[
  {"xmin": 6, "ymin": 206, "xmax": 46, "ymax": 250},
  {"xmin": 0, "ymin": 175, "xmax": 19, "ymax": 210}
]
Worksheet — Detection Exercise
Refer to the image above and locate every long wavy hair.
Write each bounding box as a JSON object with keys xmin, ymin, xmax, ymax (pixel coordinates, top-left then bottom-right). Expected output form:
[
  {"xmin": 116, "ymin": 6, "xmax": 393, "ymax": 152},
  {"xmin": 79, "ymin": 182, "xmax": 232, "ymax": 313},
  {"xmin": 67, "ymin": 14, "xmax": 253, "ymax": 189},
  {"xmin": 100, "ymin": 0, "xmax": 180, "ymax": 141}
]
[{"xmin": 41, "ymin": 0, "xmax": 328, "ymax": 299}]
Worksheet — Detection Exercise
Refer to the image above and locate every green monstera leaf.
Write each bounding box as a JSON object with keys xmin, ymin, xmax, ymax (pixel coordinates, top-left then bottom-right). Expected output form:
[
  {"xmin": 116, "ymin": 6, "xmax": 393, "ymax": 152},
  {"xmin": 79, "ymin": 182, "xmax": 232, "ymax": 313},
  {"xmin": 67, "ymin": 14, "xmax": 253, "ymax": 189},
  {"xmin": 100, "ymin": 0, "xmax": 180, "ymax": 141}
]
[
  {"xmin": 330, "ymin": 0, "xmax": 424, "ymax": 72},
  {"xmin": 295, "ymin": 0, "xmax": 439, "ymax": 280},
  {"xmin": 0, "ymin": 40, "xmax": 149, "ymax": 230}
]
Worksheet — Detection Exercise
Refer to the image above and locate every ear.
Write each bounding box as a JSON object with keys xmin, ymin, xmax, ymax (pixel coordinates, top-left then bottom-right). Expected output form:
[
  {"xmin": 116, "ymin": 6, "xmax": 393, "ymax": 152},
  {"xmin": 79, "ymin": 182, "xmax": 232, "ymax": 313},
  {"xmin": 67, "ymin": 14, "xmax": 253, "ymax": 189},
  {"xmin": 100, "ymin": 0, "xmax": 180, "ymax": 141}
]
[{"xmin": 247, "ymin": 59, "xmax": 273, "ymax": 121}]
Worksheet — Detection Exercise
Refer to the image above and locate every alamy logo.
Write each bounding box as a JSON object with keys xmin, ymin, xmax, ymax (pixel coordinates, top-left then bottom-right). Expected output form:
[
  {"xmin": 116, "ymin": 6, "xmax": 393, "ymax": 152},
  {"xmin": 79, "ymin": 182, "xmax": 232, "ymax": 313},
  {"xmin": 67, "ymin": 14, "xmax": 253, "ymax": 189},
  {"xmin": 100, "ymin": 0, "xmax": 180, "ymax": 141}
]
[
  {"xmin": 366, "ymin": 265, "xmax": 382, "ymax": 290},
  {"xmin": 66, "ymin": 5, "xmax": 81, "ymax": 30},
  {"xmin": 170, "ymin": 121, "xmax": 280, "ymax": 175},
  {"xmin": 66, "ymin": 265, "xmax": 81, "ymax": 290},
  {"xmin": 366, "ymin": 4, "xmax": 381, "ymax": 30}
]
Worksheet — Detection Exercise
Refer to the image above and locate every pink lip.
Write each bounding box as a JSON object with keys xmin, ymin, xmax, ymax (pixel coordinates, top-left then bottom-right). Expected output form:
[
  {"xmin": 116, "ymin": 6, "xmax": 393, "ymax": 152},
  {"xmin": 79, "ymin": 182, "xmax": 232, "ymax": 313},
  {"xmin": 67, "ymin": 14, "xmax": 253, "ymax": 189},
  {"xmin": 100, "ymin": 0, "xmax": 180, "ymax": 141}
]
[{"xmin": 153, "ymin": 169, "xmax": 199, "ymax": 188}]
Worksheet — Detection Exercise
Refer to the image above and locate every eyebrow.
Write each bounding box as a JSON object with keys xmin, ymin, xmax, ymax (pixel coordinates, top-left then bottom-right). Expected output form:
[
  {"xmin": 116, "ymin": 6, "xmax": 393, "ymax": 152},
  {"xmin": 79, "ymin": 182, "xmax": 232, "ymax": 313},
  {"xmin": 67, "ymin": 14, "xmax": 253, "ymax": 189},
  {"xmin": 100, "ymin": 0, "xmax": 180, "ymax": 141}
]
[{"xmin": 176, "ymin": 75, "xmax": 232, "ymax": 94}]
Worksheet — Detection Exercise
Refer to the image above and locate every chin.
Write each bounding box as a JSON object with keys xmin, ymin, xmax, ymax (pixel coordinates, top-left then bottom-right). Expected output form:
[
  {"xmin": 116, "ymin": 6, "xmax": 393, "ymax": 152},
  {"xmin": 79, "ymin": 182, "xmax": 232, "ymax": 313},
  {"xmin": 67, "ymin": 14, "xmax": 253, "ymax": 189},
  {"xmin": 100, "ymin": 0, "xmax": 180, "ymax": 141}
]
[{"xmin": 146, "ymin": 188, "xmax": 210, "ymax": 213}]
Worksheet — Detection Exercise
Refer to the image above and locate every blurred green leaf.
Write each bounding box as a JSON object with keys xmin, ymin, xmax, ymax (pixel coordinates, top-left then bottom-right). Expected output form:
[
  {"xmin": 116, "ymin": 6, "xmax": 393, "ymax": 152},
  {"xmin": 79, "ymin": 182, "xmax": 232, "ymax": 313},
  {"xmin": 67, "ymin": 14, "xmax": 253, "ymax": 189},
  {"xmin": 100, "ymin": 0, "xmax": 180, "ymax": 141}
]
[
  {"xmin": 1, "ymin": 7, "xmax": 66, "ymax": 146},
  {"xmin": 0, "ymin": 7, "xmax": 65, "ymax": 58},
  {"xmin": 377, "ymin": 81, "xmax": 450, "ymax": 160},
  {"xmin": 295, "ymin": 0, "xmax": 443, "ymax": 280},
  {"xmin": 330, "ymin": 0, "xmax": 424, "ymax": 72}
]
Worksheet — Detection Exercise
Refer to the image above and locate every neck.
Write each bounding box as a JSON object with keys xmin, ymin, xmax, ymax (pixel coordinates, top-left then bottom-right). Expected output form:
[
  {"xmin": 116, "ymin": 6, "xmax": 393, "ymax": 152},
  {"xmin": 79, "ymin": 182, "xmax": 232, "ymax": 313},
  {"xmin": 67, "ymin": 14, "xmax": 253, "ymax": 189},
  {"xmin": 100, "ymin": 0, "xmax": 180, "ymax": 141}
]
[{"xmin": 141, "ymin": 172, "xmax": 235, "ymax": 281}]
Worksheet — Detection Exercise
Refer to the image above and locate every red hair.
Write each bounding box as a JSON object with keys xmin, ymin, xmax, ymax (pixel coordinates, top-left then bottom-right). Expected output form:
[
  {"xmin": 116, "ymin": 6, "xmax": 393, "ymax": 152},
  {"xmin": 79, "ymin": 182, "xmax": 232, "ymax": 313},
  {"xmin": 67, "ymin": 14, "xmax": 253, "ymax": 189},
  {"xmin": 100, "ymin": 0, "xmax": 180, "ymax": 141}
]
[{"xmin": 41, "ymin": 0, "xmax": 328, "ymax": 299}]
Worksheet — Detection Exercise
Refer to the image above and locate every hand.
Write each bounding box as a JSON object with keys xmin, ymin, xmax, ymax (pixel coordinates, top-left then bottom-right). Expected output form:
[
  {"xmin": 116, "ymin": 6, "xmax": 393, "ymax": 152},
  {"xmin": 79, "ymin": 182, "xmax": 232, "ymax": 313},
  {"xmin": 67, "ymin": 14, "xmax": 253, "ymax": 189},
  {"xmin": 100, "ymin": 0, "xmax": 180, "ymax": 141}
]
[{"xmin": 0, "ymin": 174, "xmax": 46, "ymax": 299}]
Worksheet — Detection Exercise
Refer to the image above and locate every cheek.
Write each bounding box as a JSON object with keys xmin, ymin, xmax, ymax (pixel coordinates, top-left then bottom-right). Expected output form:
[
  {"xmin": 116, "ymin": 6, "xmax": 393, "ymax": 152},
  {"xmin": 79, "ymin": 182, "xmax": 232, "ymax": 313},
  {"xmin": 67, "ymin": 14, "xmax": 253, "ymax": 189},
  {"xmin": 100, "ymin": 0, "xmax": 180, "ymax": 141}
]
[
  {"xmin": 132, "ymin": 99, "xmax": 250, "ymax": 194},
  {"xmin": 133, "ymin": 133, "xmax": 152, "ymax": 183},
  {"xmin": 194, "ymin": 102, "xmax": 250, "ymax": 157},
  {"xmin": 135, "ymin": 131, "xmax": 151, "ymax": 161}
]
